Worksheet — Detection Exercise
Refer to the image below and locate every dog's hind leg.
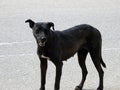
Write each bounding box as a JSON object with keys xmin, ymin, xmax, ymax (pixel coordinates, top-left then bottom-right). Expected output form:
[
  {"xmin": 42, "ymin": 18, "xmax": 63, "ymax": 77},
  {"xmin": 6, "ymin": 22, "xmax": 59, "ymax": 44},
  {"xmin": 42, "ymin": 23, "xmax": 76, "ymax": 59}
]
[
  {"xmin": 89, "ymin": 47, "xmax": 104, "ymax": 90},
  {"xmin": 75, "ymin": 49, "xmax": 88, "ymax": 90}
]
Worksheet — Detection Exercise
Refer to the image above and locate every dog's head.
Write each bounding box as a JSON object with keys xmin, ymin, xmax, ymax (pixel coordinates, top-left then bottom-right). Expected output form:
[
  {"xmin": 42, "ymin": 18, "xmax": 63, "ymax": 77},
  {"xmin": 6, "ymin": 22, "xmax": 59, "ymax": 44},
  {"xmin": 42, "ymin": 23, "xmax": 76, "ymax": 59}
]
[{"xmin": 25, "ymin": 19, "xmax": 55, "ymax": 47}]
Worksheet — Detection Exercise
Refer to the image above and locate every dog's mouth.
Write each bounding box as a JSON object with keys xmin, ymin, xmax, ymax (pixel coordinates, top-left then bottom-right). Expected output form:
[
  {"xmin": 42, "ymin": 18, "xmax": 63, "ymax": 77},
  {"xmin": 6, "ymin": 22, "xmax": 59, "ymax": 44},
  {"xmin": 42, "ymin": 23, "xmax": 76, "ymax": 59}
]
[{"xmin": 39, "ymin": 42, "xmax": 46, "ymax": 47}]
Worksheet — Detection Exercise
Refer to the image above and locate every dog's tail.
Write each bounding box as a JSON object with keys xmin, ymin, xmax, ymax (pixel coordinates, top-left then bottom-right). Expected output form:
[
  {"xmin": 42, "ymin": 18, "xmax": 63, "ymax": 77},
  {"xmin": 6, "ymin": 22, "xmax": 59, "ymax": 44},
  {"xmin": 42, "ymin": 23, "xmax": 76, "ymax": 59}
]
[{"xmin": 101, "ymin": 58, "xmax": 106, "ymax": 68}]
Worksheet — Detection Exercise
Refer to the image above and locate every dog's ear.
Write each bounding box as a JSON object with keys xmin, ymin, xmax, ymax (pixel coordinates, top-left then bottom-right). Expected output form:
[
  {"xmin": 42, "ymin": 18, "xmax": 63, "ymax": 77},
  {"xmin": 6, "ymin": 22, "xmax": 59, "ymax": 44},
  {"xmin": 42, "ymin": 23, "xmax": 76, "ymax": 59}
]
[
  {"xmin": 47, "ymin": 22, "xmax": 55, "ymax": 30},
  {"xmin": 25, "ymin": 19, "xmax": 35, "ymax": 28}
]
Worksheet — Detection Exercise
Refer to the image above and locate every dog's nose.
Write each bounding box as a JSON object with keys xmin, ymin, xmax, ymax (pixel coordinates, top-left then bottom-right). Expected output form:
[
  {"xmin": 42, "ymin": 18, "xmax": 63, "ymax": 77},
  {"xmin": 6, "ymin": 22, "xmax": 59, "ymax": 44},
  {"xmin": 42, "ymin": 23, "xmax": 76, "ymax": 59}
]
[{"xmin": 41, "ymin": 37, "xmax": 47, "ymax": 43}]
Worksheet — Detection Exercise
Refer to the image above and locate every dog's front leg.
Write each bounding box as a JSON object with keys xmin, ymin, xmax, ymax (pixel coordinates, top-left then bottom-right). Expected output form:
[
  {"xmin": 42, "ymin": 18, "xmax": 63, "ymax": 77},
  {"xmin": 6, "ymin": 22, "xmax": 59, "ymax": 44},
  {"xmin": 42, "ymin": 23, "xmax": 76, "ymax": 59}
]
[
  {"xmin": 39, "ymin": 58, "xmax": 48, "ymax": 90},
  {"xmin": 53, "ymin": 61, "xmax": 63, "ymax": 90}
]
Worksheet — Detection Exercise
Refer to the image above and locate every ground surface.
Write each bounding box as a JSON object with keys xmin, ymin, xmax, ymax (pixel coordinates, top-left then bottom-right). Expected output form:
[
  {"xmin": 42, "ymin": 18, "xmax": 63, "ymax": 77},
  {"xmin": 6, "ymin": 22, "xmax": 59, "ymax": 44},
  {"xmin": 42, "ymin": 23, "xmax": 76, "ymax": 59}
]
[{"xmin": 0, "ymin": 0, "xmax": 120, "ymax": 90}]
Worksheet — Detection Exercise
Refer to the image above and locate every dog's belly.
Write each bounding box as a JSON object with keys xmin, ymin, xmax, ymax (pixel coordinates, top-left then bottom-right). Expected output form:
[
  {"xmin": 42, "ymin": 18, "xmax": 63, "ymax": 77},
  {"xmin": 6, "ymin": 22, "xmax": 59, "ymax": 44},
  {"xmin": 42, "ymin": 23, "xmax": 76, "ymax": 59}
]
[
  {"xmin": 61, "ymin": 51, "xmax": 76, "ymax": 60},
  {"xmin": 60, "ymin": 39, "xmax": 86, "ymax": 60},
  {"xmin": 61, "ymin": 43, "xmax": 82, "ymax": 60}
]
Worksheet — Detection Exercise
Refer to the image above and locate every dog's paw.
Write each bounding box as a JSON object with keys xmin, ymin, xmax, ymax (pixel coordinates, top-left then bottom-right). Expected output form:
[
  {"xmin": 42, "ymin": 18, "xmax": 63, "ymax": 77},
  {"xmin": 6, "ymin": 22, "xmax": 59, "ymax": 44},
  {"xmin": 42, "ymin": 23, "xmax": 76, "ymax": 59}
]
[
  {"xmin": 39, "ymin": 87, "xmax": 45, "ymax": 90},
  {"xmin": 97, "ymin": 87, "xmax": 103, "ymax": 90},
  {"xmin": 75, "ymin": 86, "xmax": 82, "ymax": 90}
]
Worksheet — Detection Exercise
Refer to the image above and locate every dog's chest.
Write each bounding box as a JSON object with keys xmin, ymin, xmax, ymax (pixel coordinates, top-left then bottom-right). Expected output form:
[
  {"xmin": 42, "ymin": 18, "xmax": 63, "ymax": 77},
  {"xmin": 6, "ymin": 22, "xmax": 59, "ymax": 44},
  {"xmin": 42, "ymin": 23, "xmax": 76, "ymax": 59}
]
[{"xmin": 40, "ymin": 54, "xmax": 50, "ymax": 60}]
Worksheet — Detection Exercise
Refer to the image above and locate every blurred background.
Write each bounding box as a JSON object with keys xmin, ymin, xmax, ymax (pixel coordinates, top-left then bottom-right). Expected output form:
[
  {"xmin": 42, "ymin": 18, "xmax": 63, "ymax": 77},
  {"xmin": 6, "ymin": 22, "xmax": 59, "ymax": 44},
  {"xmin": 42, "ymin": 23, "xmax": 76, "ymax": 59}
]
[{"xmin": 0, "ymin": 0, "xmax": 120, "ymax": 90}]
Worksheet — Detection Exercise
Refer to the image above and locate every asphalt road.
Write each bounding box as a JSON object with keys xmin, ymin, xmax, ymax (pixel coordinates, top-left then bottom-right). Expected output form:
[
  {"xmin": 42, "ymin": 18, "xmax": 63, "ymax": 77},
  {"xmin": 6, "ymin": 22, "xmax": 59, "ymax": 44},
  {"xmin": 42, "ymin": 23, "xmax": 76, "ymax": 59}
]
[{"xmin": 0, "ymin": 0, "xmax": 120, "ymax": 90}]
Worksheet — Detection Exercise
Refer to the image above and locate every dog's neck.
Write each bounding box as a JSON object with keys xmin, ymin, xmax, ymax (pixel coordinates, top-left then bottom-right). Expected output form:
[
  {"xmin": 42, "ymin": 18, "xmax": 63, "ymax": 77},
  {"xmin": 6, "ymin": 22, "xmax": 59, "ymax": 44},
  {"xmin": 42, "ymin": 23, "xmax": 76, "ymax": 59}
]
[{"xmin": 37, "ymin": 45, "xmax": 47, "ymax": 55}]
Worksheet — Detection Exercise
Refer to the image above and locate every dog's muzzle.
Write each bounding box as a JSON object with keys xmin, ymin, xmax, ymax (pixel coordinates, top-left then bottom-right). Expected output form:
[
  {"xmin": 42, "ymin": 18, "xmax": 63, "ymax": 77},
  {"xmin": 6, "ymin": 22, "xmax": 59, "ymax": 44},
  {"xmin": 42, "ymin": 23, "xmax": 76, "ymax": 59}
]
[
  {"xmin": 39, "ymin": 42, "xmax": 46, "ymax": 47},
  {"xmin": 39, "ymin": 37, "xmax": 47, "ymax": 47}
]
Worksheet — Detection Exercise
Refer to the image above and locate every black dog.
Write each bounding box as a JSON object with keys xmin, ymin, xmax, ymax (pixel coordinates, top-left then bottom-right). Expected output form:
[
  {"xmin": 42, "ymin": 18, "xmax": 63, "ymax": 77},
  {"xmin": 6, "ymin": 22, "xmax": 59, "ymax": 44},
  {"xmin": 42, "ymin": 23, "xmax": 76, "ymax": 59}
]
[{"xmin": 25, "ymin": 19, "xmax": 106, "ymax": 90}]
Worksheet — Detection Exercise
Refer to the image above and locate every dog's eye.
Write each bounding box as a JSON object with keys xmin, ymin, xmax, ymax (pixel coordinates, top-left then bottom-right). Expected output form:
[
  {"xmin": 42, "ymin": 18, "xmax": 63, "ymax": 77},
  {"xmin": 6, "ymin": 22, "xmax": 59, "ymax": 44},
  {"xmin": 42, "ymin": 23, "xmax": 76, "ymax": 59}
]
[{"xmin": 36, "ymin": 30, "xmax": 40, "ymax": 34}]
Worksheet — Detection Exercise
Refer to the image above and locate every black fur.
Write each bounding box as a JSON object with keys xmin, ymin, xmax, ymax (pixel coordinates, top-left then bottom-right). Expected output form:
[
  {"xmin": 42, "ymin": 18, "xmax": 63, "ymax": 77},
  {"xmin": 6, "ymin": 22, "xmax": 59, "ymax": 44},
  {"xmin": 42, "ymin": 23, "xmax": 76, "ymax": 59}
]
[{"xmin": 25, "ymin": 19, "xmax": 106, "ymax": 90}]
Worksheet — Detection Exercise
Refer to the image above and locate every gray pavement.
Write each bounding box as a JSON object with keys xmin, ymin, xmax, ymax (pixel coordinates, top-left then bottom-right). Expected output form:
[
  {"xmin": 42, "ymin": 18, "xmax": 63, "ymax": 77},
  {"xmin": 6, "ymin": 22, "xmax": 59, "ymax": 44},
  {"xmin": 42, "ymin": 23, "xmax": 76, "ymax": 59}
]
[{"xmin": 0, "ymin": 0, "xmax": 120, "ymax": 90}]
